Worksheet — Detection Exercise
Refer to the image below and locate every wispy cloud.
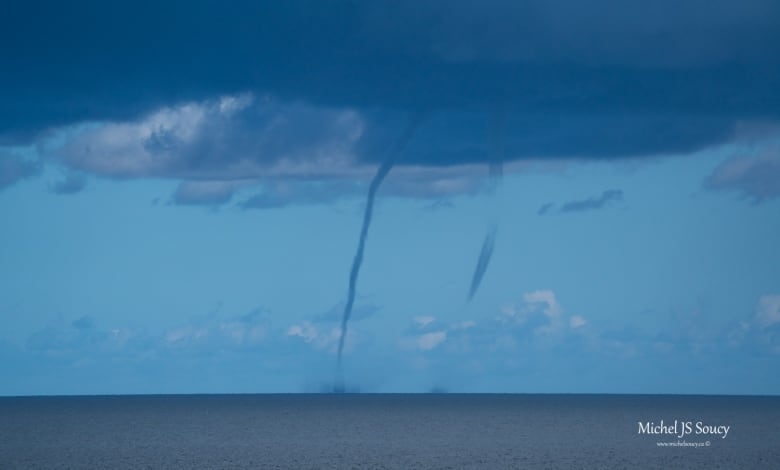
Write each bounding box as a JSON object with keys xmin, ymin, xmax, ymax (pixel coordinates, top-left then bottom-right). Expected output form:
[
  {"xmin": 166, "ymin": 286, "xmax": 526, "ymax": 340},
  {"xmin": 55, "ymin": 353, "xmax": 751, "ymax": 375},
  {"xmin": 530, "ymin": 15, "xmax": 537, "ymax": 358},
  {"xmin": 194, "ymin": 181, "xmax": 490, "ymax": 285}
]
[
  {"xmin": 0, "ymin": 150, "xmax": 40, "ymax": 190},
  {"xmin": 755, "ymin": 295, "xmax": 780, "ymax": 328},
  {"xmin": 704, "ymin": 150, "xmax": 780, "ymax": 203},
  {"xmin": 537, "ymin": 202, "xmax": 554, "ymax": 215},
  {"xmin": 539, "ymin": 189, "xmax": 624, "ymax": 215},
  {"xmin": 49, "ymin": 173, "xmax": 87, "ymax": 195},
  {"xmin": 559, "ymin": 189, "xmax": 624, "ymax": 213},
  {"xmin": 171, "ymin": 180, "xmax": 244, "ymax": 206},
  {"xmin": 239, "ymin": 180, "xmax": 362, "ymax": 210}
]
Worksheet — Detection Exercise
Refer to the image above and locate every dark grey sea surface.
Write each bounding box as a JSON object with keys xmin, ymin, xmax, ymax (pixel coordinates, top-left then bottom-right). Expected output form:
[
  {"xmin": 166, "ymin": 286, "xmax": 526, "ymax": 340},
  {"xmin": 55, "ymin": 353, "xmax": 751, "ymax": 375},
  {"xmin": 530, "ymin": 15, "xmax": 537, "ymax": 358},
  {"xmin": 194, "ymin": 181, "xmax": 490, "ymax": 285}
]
[{"xmin": 1, "ymin": 394, "xmax": 778, "ymax": 469}]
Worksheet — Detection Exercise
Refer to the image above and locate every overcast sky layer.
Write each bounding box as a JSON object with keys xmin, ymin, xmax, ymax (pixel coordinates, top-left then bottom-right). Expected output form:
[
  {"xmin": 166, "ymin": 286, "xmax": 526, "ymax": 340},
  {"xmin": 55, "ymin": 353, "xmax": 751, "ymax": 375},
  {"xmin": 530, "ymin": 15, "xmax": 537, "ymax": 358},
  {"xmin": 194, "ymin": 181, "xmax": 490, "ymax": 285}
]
[{"xmin": 1, "ymin": 0, "xmax": 779, "ymax": 395}]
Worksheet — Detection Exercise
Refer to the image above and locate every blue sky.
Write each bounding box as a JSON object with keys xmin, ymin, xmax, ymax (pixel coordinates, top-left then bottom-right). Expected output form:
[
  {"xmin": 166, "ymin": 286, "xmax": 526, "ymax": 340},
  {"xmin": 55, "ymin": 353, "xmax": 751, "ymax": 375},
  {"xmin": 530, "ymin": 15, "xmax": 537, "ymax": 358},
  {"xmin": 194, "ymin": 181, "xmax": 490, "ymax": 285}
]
[{"xmin": 1, "ymin": 0, "xmax": 779, "ymax": 395}]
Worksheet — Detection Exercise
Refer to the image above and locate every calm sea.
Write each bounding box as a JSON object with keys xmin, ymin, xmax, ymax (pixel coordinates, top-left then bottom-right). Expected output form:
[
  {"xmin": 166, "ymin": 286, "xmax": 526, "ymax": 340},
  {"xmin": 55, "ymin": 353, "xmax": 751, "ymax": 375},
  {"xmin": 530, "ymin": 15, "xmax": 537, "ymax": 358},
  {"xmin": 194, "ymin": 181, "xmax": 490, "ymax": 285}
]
[{"xmin": 1, "ymin": 394, "xmax": 778, "ymax": 469}]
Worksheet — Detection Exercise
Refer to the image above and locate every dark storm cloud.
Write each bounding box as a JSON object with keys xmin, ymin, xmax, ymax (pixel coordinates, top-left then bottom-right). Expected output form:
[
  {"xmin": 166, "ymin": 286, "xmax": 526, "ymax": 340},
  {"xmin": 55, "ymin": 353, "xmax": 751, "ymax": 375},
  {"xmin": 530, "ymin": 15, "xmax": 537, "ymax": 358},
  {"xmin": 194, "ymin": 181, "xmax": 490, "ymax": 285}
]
[
  {"xmin": 40, "ymin": 101, "xmax": 739, "ymax": 189},
  {"xmin": 3, "ymin": 0, "xmax": 780, "ymax": 166},
  {"xmin": 360, "ymin": 112, "xmax": 737, "ymax": 166}
]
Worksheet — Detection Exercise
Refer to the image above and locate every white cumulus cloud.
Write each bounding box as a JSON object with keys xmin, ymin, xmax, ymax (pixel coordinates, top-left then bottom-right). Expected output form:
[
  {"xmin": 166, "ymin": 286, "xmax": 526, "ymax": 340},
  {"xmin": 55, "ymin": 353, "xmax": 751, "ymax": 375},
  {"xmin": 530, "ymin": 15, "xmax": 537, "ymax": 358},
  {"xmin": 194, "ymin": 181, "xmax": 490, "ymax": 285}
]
[
  {"xmin": 414, "ymin": 316, "xmax": 436, "ymax": 328},
  {"xmin": 755, "ymin": 295, "xmax": 780, "ymax": 328},
  {"xmin": 523, "ymin": 290, "xmax": 562, "ymax": 319},
  {"xmin": 417, "ymin": 331, "xmax": 447, "ymax": 351},
  {"xmin": 569, "ymin": 315, "xmax": 587, "ymax": 329}
]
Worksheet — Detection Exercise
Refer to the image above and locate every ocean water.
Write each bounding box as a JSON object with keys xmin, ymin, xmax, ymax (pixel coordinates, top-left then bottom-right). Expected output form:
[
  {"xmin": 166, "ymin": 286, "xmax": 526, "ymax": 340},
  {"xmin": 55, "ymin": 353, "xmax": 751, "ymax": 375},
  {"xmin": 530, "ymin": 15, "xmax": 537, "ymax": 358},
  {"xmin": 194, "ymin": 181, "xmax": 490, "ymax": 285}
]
[{"xmin": 1, "ymin": 394, "xmax": 778, "ymax": 469}]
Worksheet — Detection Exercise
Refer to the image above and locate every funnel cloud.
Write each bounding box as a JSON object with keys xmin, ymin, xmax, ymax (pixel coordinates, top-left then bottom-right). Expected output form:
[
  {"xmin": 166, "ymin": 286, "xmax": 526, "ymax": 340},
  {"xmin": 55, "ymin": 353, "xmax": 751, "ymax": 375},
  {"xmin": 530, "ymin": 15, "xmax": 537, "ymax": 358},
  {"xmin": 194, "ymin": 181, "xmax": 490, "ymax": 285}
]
[
  {"xmin": 337, "ymin": 115, "xmax": 422, "ymax": 367},
  {"xmin": 467, "ymin": 223, "xmax": 498, "ymax": 302},
  {"xmin": 466, "ymin": 112, "xmax": 505, "ymax": 302}
]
